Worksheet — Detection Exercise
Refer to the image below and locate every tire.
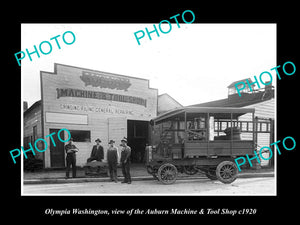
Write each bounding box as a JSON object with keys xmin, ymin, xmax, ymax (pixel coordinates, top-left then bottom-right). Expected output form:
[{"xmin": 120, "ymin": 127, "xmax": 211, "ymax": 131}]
[
  {"xmin": 216, "ymin": 161, "xmax": 238, "ymax": 184},
  {"xmin": 183, "ymin": 165, "xmax": 198, "ymax": 175},
  {"xmin": 157, "ymin": 163, "xmax": 178, "ymax": 185}
]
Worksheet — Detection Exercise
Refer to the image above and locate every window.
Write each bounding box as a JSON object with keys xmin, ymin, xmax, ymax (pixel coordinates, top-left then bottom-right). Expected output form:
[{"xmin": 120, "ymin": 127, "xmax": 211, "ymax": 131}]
[
  {"xmin": 211, "ymin": 112, "xmax": 254, "ymax": 141},
  {"xmin": 69, "ymin": 130, "xmax": 91, "ymax": 142},
  {"xmin": 186, "ymin": 113, "xmax": 208, "ymax": 141},
  {"xmin": 157, "ymin": 114, "xmax": 185, "ymax": 144}
]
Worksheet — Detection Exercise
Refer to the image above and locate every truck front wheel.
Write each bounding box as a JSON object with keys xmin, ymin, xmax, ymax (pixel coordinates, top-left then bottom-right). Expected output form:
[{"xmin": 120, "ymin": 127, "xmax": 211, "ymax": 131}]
[
  {"xmin": 216, "ymin": 161, "xmax": 238, "ymax": 184},
  {"xmin": 157, "ymin": 163, "xmax": 178, "ymax": 185}
]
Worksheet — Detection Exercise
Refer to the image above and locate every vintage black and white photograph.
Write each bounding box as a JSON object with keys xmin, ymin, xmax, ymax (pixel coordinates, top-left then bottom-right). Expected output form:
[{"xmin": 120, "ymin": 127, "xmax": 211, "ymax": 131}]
[{"xmin": 21, "ymin": 23, "xmax": 277, "ymax": 196}]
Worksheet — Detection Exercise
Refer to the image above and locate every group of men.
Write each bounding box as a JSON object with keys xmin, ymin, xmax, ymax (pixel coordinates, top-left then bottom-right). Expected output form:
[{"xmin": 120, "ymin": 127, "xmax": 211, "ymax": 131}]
[{"xmin": 64, "ymin": 137, "xmax": 132, "ymax": 184}]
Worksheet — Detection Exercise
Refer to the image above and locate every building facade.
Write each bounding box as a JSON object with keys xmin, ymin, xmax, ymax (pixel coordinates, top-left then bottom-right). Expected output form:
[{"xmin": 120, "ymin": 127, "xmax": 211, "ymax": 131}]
[{"xmin": 25, "ymin": 63, "xmax": 163, "ymax": 168}]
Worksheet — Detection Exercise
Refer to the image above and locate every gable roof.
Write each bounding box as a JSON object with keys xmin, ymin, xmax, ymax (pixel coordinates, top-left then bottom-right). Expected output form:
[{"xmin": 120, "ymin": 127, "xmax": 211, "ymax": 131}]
[
  {"xmin": 158, "ymin": 93, "xmax": 183, "ymax": 107},
  {"xmin": 24, "ymin": 100, "xmax": 41, "ymax": 116}
]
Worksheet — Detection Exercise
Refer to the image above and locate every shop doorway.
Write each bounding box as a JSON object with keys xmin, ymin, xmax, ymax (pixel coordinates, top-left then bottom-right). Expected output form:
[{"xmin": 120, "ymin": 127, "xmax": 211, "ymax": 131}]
[
  {"xmin": 49, "ymin": 129, "xmax": 65, "ymax": 167},
  {"xmin": 127, "ymin": 120, "xmax": 149, "ymax": 163}
]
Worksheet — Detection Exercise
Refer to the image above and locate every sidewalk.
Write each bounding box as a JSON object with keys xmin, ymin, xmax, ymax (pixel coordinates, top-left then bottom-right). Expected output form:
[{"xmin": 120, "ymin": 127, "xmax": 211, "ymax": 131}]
[{"xmin": 23, "ymin": 164, "xmax": 274, "ymax": 185}]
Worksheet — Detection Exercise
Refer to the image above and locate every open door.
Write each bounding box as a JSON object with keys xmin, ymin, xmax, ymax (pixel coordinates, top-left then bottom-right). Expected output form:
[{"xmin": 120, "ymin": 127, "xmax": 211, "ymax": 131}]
[
  {"xmin": 49, "ymin": 128, "xmax": 65, "ymax": 167},
  {"xmin": 127, "ymin": 120, "xmax": 149, "ymax": 163}
]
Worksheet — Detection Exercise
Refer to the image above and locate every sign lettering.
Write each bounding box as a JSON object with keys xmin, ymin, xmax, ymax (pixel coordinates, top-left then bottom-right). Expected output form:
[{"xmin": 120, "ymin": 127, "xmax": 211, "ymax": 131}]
[
  {"xmin": 80, "ymin": 71, "xmax": 131, "ymax": 91},
  {"xmin": 56, "ymin": 88, "xmax": 147, "ymax": 107},
  {"xmin": 60, "ymin": 104, "xmax": 134, "ymax": 115}
]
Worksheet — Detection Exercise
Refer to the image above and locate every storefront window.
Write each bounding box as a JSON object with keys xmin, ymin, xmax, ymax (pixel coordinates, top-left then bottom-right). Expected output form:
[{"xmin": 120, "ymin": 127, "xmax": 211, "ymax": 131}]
[{"xmin": 69, "ymin": 130, "xmax": 91, "ymax": 142}]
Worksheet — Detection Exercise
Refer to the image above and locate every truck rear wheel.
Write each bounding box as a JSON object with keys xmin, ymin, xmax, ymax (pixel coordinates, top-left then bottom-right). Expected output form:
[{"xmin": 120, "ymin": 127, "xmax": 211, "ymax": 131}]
[
  {"xmin": 216, "ymin": 161, "xmax": 238, "ymax": 184},
  {"xmin": 157, "ymin": 163, "xmax": 178, "ymax": 185}
]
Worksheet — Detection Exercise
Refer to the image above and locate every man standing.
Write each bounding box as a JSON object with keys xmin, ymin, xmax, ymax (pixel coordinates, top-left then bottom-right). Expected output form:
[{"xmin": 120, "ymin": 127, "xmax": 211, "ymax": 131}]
[
  {"xmin": 107, "ymin": 140, "xmax": 119, "ymax": 183},
  {"xmin": 87, "ymin": 138, "xmax": 104, "ymax": 162},
  {"xmin": 65, "ymin": 138, "xmax": 79, "ymax": 179},
  {"xmin": 120, "ymin": 138, "xmax": 132, "ymax": 184}
]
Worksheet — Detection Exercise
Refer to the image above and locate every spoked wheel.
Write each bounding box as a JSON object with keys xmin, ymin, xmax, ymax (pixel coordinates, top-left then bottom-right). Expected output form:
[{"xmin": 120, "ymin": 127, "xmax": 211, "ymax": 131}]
[
  {"xmin": 183, "ymin": 165, "xmax": 198, "ymax": 175},
  {"xmin": 216, "ymin": 161, "xmax": 238, "ymax": 184},
  {"xmin": 157, "ymin": 163, "xmax": 178, "ymax": 185}
]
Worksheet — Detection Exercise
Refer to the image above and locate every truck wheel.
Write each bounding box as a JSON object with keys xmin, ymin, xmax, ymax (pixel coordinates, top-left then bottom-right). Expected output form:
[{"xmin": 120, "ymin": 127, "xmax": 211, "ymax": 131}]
[
  {"xmin": 216, "ymin": 161, "xmax": 238, "ymax": 184},
  {"xmin": 183, "ymin": 165, "xmax": 198, "ymax": 175},
  {"xmin": 157, "ymin": 163, "xmax": 178, "ymax": 185}
]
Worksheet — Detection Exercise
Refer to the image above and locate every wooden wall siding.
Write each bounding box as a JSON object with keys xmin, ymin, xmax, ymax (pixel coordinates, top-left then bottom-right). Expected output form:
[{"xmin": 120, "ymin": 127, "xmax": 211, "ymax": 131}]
[
  {"xmin": 24, "ymin": 108, "xmax": 42, "ymax": 138},
  {"xmin": 257, "ymin": 133, "xmax": 271, "ymax": 166},
  {"xmin": 243, "ymin": 98, "xmax": 275, "ymax": 119},
  {"xmin": 23, "ymin": 107, "xmax": 43, "ymax": 160},
  {"xmin": 45, "ymin": 112, "xmax": 88, "ymax": 124},
  {"xmin": 41, "ymin": 64, "xmax": 158, "ymax": 167},
  {"xmin": 240, "ymin": 99, "xmax": 274, "ymax": 166},
  {"xmin": 41, "ymin": 64, "xmax": 158, "ymax": 122}
]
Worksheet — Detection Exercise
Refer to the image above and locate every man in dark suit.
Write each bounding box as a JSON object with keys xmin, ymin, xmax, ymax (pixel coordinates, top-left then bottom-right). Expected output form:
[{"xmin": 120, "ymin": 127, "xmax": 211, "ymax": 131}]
[
  {"xmin": 65, "ymin": 138, "xmax": 79, "ymax": 178},
  {"xmin": 87, "ymin": 138, "xmax": 104, "ymax": 162}
]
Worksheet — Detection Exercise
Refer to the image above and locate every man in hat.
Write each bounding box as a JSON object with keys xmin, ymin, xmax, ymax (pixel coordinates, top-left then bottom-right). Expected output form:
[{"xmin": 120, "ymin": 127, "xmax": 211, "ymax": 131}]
[
  {"xmin": 107, "ymin": 140, "xmax": 119, "ymax": 182},
  {"xmin": 65, "ymin": 138, "xmax": 79, "ymax": 178},
  {"xmin": 120, "ymin": 137, "xmax": 132, "ymax": 184},
  {"xmin": 87, "ymin": 138, "xmax": 104, "ymax": 162}
]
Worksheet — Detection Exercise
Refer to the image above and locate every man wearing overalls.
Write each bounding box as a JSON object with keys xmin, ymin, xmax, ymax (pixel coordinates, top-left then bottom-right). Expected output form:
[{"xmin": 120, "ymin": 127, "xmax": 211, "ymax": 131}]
[
  {"xmin": 120, "ymin": 138, "xmax": 132, "ymax": 184},
  {"xmin": 107, "ymin": 140, "xmax": 119, "ymax": 182}
]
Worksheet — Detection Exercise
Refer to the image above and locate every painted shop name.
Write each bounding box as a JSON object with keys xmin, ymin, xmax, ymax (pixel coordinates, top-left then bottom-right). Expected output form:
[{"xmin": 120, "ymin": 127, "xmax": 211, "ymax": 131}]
[
  {"xmin": 60, "ymin": 104, "xmax": 134, "ymax": 115},
  {"xmin": 56, "ymin": 88, "xmax": 147, "ymax": 107}
]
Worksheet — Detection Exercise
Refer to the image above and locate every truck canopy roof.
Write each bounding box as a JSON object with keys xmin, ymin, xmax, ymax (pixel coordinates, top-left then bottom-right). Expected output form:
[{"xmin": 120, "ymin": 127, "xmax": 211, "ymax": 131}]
[{"xmin": 152, "ymin": 106, "xmax": 255, "ymax": 124}]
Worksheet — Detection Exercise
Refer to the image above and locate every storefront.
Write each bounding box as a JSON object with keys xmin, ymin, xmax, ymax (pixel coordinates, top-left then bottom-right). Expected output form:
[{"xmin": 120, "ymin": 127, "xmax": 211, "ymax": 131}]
[{"xmin": 38, "ymin": 63, "xmax": 158, "ymax": 168}]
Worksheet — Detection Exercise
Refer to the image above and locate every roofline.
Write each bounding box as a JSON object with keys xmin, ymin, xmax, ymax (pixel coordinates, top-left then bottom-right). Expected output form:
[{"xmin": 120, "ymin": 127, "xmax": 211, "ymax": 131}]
[
  {"xmin": 152, "ymin": 106, "xmax": 255, "ymax": 123},
  {"xmin": 53, "ymin": 63, "xmax": 150, "ymax": 82},
  {"xmin": 158, "ymin": 93, "xmax": 183, "ymax": 107},
  {"xmin": 40, "ymin": 63, "xmax": 159, "ymax": 92},
  {"xmin": 24, "ymin": 100, "xmax": 41, "ymax": 116}
]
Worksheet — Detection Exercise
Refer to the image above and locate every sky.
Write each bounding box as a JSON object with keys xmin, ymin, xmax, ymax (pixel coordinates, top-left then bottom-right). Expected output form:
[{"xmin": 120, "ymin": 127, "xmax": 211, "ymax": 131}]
[{"xmin": 21, "ymin": 23, "xmax": 276, "ymax": 108}]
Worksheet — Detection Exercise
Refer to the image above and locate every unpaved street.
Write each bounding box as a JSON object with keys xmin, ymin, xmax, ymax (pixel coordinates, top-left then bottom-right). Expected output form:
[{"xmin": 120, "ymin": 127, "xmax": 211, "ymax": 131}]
[{"xmin": 23, "ymin": 177, "xmax": 275, "ymax": 195}]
